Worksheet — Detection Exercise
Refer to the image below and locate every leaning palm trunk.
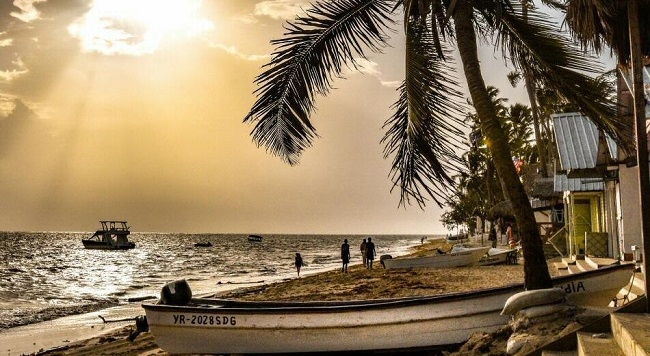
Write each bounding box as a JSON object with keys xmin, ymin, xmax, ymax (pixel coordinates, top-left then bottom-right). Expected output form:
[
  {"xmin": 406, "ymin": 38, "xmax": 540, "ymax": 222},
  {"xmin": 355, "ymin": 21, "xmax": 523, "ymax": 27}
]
[
  {"xmin": 523, "ymin": 1, "xmax": 548, "ymax": 178},
  {"xmin": 453, "ymin": 1, "xmax": 551, "ymax": 290}
]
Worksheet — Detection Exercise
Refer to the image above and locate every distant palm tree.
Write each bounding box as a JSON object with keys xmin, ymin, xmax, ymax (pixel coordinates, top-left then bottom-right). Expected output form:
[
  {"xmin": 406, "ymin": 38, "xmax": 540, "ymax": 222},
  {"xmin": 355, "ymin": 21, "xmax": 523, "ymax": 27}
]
[{"xmin": 244, "ymin": 0, "xmax": 629, "ymax": 289}]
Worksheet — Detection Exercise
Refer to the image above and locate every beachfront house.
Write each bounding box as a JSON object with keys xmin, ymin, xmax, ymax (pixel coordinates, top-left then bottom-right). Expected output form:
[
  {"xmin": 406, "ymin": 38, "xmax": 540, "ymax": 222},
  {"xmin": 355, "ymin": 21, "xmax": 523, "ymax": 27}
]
[
  {"xmin": 551, "ymin": 112, "xmax": 619, "ymax": 259},
  {"xmin": 550, "ymin": 61, "xmax": 650, "ymax": 263}
]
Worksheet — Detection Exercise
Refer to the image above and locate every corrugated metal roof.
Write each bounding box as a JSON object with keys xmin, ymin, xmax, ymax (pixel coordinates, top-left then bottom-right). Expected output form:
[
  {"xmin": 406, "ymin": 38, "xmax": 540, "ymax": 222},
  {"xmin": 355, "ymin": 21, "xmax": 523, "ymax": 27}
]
[
  {"xmin": 554, "ymin": 174, "xmax": 604, "ymax": 192},
  {"xmin": 553, "ymin": 112, "xmax": 599, "ymax": 170},
  {"xmin": 606, "ymin": 134, "xmax": 618, "ymax": 161}
]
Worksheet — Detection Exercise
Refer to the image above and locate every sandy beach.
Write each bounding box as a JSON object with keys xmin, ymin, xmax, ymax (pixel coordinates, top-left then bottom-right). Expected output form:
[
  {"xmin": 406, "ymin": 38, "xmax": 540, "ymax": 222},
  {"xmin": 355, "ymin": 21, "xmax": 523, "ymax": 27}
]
[{"xmin": 21, "ymin": 239, "xmax": 530, "ymax": 355}]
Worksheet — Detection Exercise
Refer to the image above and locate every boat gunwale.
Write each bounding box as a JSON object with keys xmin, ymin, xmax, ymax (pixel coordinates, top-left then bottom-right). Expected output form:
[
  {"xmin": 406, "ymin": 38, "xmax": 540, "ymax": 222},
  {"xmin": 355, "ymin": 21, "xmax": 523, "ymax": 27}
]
[{"xmin": 142, "ymin": 263, "xmax": 634, "ymax": 314}]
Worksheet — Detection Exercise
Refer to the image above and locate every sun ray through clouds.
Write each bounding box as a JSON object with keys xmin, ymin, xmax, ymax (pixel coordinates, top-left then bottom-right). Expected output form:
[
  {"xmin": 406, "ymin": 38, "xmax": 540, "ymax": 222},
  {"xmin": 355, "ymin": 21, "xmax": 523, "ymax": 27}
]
[{"xmin": 67, "ymin": 0, "xmax": 214, "ymax": 56}]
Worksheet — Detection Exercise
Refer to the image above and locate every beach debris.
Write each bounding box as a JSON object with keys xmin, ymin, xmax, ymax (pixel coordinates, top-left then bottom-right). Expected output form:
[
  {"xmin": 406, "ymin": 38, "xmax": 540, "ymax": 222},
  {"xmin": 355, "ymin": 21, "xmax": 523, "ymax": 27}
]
[
  {"xmin": 127, "ymin": 295, "xmax": 157, "ymax": 303},
  {"xmin": 501, "ymin": 289, "xmax": 583, "ymax": 355},
  {"xmin": 501, "ymin": 288, "xmax": 566, "ymax": 315},
  {"xmin": 218, "ymin": 280, "xmax": 265, "ymax": 285},
  {"xmin": 98, "ymin": 315, "xmax": 137, "ymax": 323}
]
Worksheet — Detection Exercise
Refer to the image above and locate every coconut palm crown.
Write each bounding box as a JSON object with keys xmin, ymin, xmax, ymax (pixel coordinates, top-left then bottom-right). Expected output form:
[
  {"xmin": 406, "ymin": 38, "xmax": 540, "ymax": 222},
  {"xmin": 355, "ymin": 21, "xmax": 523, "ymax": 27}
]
[{"xmin": 244, "ymin": 0, "xmax": 629, "ymax": 289}]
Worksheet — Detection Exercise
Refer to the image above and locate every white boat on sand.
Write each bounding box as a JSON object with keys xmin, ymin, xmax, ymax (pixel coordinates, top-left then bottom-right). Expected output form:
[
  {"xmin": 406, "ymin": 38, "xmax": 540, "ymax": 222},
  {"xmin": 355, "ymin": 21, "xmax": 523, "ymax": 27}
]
[
  {"xmin": 476, "ymin": 247, "xmax": 520, "ymax": 265},
  {"xmin": 383, "ymin": 245, "xmax": 490, "ymax": 269},
  {"xmin": 139, "ymin": 263, "xmax": 634, "ymax": 354}
]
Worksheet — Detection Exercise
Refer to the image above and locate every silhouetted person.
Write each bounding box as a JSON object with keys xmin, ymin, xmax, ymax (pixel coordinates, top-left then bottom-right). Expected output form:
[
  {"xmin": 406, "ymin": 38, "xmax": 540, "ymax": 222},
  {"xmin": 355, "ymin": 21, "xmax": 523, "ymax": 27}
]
[
  {"xmin": 489, "ymin": 227, "xmax": 497, "ymax": 248},
  {"xmin": 360, "ymin": 238, "xmax": 367, "ymax": 267},
  {"xmin": 341, "ymin": 239, "xmax": 350, "ymax": 273},
  {"xmin": 366, "ymin": 237, "xmax": 376, "ymax": 270},
  {"xmin": 295, "ymin": 253, "xmax": 304, "ymax": 277}
]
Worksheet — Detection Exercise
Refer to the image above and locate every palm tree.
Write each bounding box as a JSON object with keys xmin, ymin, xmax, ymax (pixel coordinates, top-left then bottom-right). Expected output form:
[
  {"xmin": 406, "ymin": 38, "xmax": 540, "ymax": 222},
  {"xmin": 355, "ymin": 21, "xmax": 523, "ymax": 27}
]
[{"xmin": 244, "ymin": 0, "xmax": 629, "ymax": 289}]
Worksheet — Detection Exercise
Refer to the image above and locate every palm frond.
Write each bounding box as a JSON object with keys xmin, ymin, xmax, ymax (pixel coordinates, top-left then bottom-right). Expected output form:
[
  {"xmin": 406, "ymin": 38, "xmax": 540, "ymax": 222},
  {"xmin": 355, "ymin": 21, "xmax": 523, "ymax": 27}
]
[
  {"xmin": 244, "ymin": 0, "xmax": 396, "ymax": 165},
  {"xmin": 381, "ymin": 18, "xmax": 466, "ymax": 208},
  {"xmin": 564, "ymin": 0, "xmax": 650, "ymax": 65},
  {"xmin": 487, "ymin": 2, "xmax": 633, "ymax": 147}
]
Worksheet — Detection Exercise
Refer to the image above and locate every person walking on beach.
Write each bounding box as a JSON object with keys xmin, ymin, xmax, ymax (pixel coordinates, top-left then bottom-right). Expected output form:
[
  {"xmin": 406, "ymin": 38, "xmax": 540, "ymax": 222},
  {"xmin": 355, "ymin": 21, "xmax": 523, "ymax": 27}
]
[
  {"xmin": 489, "ymin": 227, "xmax": 497, "ymax": 248},
  {"xmin": 360, "ymin": 238, "xmax": 367, "ymax": 267},
  {"xmin": 366, "ymin": 237, "xmax": 376, "ymax": 270},
  {"xmin": 294, "ymin": 253, "xmax": 304, "ymax": 277},
  {"xmin": 506, "ymin": 224, "xmax": 516, "ymax": 248},
  {"xmin": 341, "ymin": 239, "xmax": 350, "ymax": 273}
]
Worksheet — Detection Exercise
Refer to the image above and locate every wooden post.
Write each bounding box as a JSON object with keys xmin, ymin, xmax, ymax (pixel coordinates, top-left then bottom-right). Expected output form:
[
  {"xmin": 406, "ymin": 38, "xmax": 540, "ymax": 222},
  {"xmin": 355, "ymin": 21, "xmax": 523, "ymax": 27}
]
[{"xmin": 628, "ymin": 0, "xmax": 650, "ymax": 312}]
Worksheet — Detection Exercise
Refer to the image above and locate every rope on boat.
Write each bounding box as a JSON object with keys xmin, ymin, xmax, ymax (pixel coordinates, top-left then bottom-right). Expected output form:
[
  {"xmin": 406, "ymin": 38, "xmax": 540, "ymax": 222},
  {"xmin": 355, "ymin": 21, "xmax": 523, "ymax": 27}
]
[
  {"xmin": 611, "ymin": 268, "xmax": 638, "ymax": 307},
  {"xmin": 97, "ymin": 315, "xmax": 149, "ymax": 342}
]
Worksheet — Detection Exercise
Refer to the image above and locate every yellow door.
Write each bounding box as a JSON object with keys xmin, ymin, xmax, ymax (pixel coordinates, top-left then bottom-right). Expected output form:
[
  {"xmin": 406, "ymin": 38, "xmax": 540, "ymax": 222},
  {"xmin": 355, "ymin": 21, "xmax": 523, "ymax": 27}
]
[{"xmin": 572, "ymin": 199, "xmax": 592, "ymax": 255}]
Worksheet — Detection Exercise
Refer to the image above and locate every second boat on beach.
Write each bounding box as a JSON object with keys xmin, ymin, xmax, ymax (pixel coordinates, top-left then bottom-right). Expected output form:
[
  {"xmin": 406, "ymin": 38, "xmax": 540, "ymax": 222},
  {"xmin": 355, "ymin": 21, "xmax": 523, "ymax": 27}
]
[
  {"xmin": 382, "ymin": 245, "xmax": 491, "ymax": 269},
  {"xmin": 139, "ymin": 263, "xmax": 635, "ymax": 354}
]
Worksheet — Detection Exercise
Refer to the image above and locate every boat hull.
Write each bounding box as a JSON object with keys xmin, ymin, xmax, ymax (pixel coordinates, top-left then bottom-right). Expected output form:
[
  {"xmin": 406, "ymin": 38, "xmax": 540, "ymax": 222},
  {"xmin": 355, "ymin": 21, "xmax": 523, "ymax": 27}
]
[
  {"xmin": 248, "ymin": 235, "xmax": 263, "ymax": 242},
  {"xmin": 478, "ymin": 248, "xmax": 517, "ymax": 265},
  {"xmin": 383, "ymin": 246, "xmax": 490, "ymax": 269},
  {"xmin": 142, "ymin": 263, "xmax": 634, "ymax": 354},
  {"xmin": 81, "ymin": 240, "xmax": 135, "ymax": 250}
]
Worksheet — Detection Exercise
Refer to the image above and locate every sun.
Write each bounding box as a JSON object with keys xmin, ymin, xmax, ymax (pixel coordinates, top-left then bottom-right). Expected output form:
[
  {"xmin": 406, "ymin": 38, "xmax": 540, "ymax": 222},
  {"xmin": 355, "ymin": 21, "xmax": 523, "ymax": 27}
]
[{"xmin": 68, "ymin": 0, "xmax": 213, "ymax": 56}]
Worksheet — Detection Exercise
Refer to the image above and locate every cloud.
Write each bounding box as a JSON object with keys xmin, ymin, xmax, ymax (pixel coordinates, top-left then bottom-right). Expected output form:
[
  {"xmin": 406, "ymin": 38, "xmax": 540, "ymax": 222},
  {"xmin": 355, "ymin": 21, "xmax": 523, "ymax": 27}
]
[
  {"xmin": 380, "ymin": 80, "xmax": 401, "ymax": 88},
  {"xmin": 209, "ymin": 42, "xmax": 270, "ymax": 61},
  {"xmin": 253, "ymin": 0, "xmax": 310, "ymax": 21},
  {"xmin": 0, "ymin": 56, "xmax": 28, "ymax": 82},
  {"xmin": 233, "ymin": 13, "xmax": 258, "ymax": 25},
  {"xmin": 10, "ymin": 0, "xmax": 46, "ymax": 23},
  {"xmin": 0, "ymin": 32, "xmax": 12, "ymax": 47},
  {"xmin": 67, "ymin": 0, "xmax": 213, "ymax": 56},
  {"xmin": 344, "ymin": 57, "xmax": 401, "ymax": 88}
]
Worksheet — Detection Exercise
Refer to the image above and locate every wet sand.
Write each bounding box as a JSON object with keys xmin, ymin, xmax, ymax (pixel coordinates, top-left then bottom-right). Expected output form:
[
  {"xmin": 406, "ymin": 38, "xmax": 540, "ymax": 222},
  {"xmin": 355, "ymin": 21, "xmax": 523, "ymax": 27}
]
[{"xmin": 28, "ymin": 239, "xmax": 528, "ymax": 356}]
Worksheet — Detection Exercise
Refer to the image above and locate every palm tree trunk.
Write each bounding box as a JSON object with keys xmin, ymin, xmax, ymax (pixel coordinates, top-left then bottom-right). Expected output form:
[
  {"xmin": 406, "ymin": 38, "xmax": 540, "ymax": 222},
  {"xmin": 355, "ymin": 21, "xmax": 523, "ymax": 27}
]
[
  {"xmin": 524, "ymin": 71, "xmax": 548, "ymax": 176},
  {"xmin": 453, "ymin": 0, "xmax": 552, "ymax": 289},
  {"xmin": 522, "ymin": 1, "xmax": 547, "ymax": 177}
]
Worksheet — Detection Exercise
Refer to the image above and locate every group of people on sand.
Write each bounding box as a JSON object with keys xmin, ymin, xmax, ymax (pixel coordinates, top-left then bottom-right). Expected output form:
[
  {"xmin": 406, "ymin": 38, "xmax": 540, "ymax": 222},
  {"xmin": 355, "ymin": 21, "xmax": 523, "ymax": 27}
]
[
  {"xmin": 293, "ymin": 237, "xmax": 377, "ymax": 277},
  {"xmin": 357, "ymin": 238, "xmax": 376, "ymax": 270},
  {"xmin": 340, "ymin": 238, "xmax": 376, "ymax": 272}
]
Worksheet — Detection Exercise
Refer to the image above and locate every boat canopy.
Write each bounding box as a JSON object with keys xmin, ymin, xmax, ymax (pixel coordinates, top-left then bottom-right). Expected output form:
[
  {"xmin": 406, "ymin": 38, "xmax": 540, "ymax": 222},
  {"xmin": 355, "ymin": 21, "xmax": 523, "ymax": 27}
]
[{"xmin": 100, "ymin": 221, "xmax": 130, "ymax": 232}]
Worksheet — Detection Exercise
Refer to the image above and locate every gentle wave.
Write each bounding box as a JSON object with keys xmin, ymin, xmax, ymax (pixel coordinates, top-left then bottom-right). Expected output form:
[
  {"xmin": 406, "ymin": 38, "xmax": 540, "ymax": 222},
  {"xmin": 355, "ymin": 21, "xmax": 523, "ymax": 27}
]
[{"xmin": 0, "ymin": 232, "xmax": 431, "ymax": 329}]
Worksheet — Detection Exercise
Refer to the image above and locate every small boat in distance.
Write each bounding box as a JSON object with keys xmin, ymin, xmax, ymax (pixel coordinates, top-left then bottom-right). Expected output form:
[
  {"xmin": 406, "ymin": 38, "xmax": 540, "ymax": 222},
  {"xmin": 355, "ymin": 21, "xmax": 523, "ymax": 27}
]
[
  {"xmin": 248, "ymin": 234, "xmax": 263, "ymax": 242},
  {"xmin": 82, "ymin": 221, "xmax": 135, "ymax": 250},
  {"xmin": 194, "ymin": 242, "xmax": 213, "ymax": 247}
]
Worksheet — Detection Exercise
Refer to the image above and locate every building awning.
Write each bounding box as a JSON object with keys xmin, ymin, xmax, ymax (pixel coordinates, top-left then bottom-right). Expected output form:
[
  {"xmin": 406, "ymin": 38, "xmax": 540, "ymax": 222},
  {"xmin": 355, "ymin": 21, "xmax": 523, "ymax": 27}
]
[
  {"xmin": 553, "ymin": 112, "xmax": 600, "ymax": 171},
  {"xmin": 554, "ymin": 174, "xmax": 604, "ymax": 192}
]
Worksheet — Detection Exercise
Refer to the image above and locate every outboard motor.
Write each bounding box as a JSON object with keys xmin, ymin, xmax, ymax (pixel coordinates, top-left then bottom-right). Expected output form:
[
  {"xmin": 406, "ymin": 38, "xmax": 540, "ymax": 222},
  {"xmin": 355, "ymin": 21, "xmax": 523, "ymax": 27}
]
[
  {"xmin": 160, "ymin": 279, "xmax": 193, "ymax": 306},
  {"xmin": 129, "ymin": 315, "xmax": 149, "ymax": 342}
]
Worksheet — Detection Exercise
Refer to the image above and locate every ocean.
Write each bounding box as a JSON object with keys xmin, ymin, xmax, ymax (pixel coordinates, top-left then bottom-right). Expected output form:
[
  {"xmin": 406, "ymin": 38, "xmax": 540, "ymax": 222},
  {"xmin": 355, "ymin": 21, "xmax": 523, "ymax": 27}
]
[{"xmin": 0, "ymin": 231, "xmax": 428, "ymax": 330}]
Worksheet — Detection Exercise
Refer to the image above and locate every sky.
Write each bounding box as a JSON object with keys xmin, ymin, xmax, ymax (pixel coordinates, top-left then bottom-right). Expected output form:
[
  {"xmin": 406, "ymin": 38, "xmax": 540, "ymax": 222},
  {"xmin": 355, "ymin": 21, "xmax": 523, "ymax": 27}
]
[{"xmin": 0, "ymin": 0, "xmax": 538, "ymax": 234}]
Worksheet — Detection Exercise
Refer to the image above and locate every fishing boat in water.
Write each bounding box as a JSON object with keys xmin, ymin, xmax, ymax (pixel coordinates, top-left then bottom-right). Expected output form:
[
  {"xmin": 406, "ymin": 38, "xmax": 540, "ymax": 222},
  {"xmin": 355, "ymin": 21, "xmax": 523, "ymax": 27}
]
[
  {"xmin": 248, "ymin": 234, "xmax": 263, "ymax": 242},
  {"xmin": 382, "ymin": 245, "xmax": 490, "ymax": 269},
  {"xmin": 138, "ymin": 263, "xmax": 635, "ymax": 354},
  {"xmin": 81, "ymin": 221, "xmax": 135, "ymax": 250},
  {"xmin": 194, "ymin": 242, "xmax": 213, "ymax": 247}
]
